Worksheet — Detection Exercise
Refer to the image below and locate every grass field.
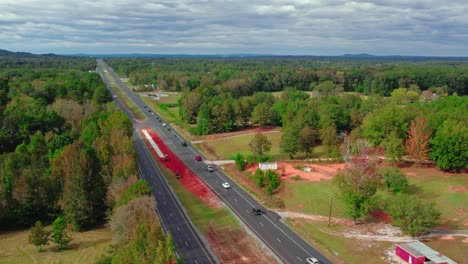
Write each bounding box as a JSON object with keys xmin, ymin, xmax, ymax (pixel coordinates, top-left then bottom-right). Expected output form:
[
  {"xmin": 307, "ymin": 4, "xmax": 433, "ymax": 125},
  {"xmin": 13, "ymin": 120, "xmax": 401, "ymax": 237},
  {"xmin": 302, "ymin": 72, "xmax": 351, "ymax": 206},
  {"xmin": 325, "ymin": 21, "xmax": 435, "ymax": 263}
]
[
  {"xmin": 204, "ymin": 131, "xmax": 285, "ymax": 160},
  {"xmin": 0, "ymin": 226, "xmax": 111, "ymax": 264},
  {"xmin": 277, "ymin": 180, "xmax": 347, "ymax": 218},
  {"xmin": 391, "ymin": 167, "xmax": 468, "ymax": 230}
]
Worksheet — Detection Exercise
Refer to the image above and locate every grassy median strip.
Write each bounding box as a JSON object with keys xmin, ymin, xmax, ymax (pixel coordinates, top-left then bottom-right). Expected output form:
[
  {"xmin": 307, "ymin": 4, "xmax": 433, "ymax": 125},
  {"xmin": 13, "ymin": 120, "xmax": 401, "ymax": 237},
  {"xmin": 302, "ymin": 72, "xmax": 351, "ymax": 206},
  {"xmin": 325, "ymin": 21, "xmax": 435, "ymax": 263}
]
[{"xmin": 112, "ymin": 86, "xmax": 146, "ymax": 120}]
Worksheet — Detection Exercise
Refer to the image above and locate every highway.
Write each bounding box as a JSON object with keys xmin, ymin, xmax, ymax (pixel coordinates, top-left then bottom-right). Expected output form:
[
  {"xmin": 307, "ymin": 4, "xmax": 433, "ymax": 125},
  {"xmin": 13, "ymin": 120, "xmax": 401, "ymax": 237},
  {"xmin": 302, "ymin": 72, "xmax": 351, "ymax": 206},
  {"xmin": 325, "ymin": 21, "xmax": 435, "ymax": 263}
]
[
  {"xmin": 98, "ymin": 61, "xmax": 217, "ymax": 264},
  {"xmin": 98, "ymin": 59, "xmax": 331, "ymax": 264}
]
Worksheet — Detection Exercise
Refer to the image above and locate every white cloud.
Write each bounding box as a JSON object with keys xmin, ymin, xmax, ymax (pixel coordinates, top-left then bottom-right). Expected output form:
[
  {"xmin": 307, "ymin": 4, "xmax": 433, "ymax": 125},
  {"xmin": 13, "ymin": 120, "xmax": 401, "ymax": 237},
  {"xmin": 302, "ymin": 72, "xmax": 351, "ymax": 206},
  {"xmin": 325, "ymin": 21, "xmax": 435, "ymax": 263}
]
[{"xmin": 0, "ymin": 0, "xmax": 466, "ymax": 55}]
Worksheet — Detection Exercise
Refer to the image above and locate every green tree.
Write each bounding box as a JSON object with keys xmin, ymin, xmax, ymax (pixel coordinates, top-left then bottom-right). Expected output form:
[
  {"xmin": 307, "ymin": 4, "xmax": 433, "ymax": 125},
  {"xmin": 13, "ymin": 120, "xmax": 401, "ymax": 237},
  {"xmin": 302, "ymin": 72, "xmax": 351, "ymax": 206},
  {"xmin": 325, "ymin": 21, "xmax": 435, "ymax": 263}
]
[
  {"xmin": 234, "ymin": 153, "xmax": 246, "ymax": 171},
  {"xmin": 405, "ymin": 117, "xmax": 432, "ymax": 163},
  {"xmin": 280, "ymin": 127, "xmax": 300, "ymax": 159},
  {"xmin": 28, "ymin": 221, "xmax": 51, "ymax": 252},
  {"xmin": 320, "ymin": 123, "xmax": 340, "ymax": 157},
  {"xmin": 251, "ymin": 102, "xmax": 276, "ymax": 126},
  {"xmin": 265, "ymin": 170, "xmax": 280, "ymax": 195},
  {"xmin": 249, "ymin": 133, "xmax": 272, "ymax": 160},
  {"xmin": 53, "ymin": 142, "xmax": 106, "ymax": 230},
  {"xmin": 429, "ymin": 120, "xmax": 467, "ymax": 172},
  {"xmin": 381, "ymin": 131, "xmax": 405, "ymax": 163},
  {"xmin": 117, "ymin": 180, "xmax": 152, "ymax": 206},
  {"xmin": 254, "ymin": 168, "xmax": 264, "ymax": 188},
  {"xmin": 380, "ymin": 167, "xmax": 408, "ymax": 194},
  {"xmin": 388, "ymin": 195, "xmax": 440, "ymax": 236},
  {"xmin": 196, "ymin": 103, "xmax": 211, "ymax": 135},
  {"xmin": 361, "ymin": 104, "xmax": 414, "ymax": 146},
  {"xmin": 334, "ymin": 150, "xmax": 381, "ymax": 222},
  {"xmin": 299, "ymin": 126, "xmax": 318, "ymax": 158},
  {"xmin": 51, "ymin": 216, "xmax": 71, "ymax": 250}
]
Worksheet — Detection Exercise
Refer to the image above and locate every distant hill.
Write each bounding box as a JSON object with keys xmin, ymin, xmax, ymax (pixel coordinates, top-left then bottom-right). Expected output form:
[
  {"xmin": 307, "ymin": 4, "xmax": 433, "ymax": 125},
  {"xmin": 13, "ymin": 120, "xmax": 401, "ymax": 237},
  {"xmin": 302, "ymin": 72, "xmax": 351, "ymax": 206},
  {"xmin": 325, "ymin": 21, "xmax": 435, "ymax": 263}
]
[
  {"xmin": 0, "ymin": 49, "xmax": 39, "ymax": 58},
  {"xmin": 0, "ymin": 49, "xmax": 61, "ymax": 58}
]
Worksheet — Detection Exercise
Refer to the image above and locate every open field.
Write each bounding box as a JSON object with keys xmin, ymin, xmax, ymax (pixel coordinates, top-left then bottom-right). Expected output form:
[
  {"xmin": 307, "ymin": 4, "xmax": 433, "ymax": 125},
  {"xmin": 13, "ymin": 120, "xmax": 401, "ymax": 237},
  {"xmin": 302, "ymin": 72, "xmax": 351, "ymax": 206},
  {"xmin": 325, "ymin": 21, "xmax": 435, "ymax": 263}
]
[
  {"xmin": 0, "ymin": 226, "xmax": 111, "ymax": 264},
  {"xmin": 200, "ymin": 130, "xmax": 285, "ymax": 160},
  {"xmin": 396, "ymin": 167, "xmax": 467, "ymax": 230}
]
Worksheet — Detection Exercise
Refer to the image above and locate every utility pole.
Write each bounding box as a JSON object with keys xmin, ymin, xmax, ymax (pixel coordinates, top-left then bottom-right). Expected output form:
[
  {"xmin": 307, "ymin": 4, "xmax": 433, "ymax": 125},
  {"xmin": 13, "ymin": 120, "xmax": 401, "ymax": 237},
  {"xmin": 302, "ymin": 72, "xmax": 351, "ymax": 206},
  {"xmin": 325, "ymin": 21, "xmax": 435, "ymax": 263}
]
[{"xmin": 328, "ymin": 197, "xmax": 333, "ymax": 227}]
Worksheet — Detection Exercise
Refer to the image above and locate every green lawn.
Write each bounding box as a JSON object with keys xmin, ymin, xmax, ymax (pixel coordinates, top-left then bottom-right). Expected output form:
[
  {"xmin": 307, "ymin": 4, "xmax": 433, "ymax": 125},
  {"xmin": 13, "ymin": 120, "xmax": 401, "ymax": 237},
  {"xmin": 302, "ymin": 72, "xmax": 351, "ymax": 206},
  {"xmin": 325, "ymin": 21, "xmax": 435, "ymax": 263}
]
[
  {"xmin": 383, "ymin": 168, "xmax": 468, "ymax": 229},
  {"xmin": 277, "ymin": 180, "xmax": 347, "ymax": 218},
  {"xmin": 0, "ymin": 226, "xmax": 111, "ymax": 264},
  {"xmin": 205, "ymin": 131, "xmax": 285, "ymax": 160}
]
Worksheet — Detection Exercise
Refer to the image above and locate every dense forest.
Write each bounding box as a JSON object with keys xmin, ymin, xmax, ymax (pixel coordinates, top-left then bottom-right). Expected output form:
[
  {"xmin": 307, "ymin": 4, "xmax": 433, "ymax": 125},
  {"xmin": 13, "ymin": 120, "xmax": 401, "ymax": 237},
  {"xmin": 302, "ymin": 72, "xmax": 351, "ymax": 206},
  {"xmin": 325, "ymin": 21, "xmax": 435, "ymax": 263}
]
[
  {"xmin": 0, "ymin": 54, "xmax": 178, "ymax": 262},
  {"xmin": 106, "ymin": 58, "xmax": 467, "ymax": 172}
]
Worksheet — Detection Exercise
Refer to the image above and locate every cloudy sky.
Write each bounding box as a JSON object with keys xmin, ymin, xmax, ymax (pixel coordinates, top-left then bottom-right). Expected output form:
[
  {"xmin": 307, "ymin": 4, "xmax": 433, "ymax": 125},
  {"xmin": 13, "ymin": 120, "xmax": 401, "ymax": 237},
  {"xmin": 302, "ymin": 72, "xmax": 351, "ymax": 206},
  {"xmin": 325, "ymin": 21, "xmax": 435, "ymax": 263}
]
[{"xmin": 1, "ymin": 0, "xmax": 467, "ymax": 56}]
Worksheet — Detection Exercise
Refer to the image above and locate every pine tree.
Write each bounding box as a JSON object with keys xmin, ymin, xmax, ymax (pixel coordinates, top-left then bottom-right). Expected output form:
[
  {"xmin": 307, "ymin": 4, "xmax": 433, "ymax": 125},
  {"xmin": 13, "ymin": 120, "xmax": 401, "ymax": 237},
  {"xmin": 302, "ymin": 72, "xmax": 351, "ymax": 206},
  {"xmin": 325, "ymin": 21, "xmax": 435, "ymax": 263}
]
[{"xmin": 28, "ymin": 221, "xmax": 51, "ymax": 252}]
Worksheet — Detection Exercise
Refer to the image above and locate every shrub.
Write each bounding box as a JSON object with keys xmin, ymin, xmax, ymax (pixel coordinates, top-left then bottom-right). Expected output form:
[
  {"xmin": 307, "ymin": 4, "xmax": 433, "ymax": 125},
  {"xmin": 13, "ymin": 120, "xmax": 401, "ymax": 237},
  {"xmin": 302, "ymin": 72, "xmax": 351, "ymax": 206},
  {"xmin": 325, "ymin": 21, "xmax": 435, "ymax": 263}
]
[{"xmin": 381, "ymin": 167, "xmax": 408, "ymax": 193}]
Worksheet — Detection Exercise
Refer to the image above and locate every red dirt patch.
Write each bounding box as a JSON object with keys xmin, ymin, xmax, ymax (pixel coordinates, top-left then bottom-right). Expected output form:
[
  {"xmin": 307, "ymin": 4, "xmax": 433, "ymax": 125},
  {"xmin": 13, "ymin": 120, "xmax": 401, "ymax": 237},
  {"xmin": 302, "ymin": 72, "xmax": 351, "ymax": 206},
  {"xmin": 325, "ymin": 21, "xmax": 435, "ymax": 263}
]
[
  {"xmin": 140, "ymin": 128, "xmax": 222, "ymax": 208},
  {"xmin": 448, "ymin": 186, "xmax": 468, "ymax": 193},
  {"xmin": 370, "ymin": 210, "xmax": 393, "ymax": 224},
  {"xmin": 247, "ymin": 162, "xmax": 345, "ymax": 182}
]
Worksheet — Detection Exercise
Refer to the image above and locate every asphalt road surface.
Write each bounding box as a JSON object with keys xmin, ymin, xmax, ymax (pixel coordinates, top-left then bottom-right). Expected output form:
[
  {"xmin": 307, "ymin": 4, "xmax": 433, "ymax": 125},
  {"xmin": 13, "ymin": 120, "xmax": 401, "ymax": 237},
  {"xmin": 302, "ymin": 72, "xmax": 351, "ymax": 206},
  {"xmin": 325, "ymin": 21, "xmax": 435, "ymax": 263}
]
[
  {"xmin": 98, "ymin": 59, "xmax": 332, "ymax": 264},
  {"xmin": 98, "ymin": 61, "xmax": 217, "ymax": 264}
]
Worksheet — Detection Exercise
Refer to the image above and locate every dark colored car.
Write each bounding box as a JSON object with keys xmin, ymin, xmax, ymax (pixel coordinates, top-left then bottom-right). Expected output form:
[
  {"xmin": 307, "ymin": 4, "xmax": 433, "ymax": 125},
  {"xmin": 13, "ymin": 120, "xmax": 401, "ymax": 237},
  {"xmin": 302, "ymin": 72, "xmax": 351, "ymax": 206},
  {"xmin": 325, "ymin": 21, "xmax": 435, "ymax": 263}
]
[
  {"xmin": 181, "ymin": 141, "xmax": 187, "ymax": 147},
  {"xmin": 195, "ymin": 155, "xmax": 202, "ymax": 161}
]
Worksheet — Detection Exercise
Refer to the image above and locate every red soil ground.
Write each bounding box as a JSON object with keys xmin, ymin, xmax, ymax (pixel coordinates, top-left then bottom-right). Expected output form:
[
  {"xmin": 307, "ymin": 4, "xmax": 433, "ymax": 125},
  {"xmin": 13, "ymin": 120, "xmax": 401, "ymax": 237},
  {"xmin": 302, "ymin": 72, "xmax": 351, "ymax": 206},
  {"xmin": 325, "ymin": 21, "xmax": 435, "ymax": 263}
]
[
  {"xmin": 140, "ymin": 128, "xmax": 222, "ymax": 208},
  {"xmin": 370, "ymin": 210, "xmax": 393, "ymax": 223},
  {"xmin": 247, "ymin": 161, "xmax": 346, "ymax": 182}
]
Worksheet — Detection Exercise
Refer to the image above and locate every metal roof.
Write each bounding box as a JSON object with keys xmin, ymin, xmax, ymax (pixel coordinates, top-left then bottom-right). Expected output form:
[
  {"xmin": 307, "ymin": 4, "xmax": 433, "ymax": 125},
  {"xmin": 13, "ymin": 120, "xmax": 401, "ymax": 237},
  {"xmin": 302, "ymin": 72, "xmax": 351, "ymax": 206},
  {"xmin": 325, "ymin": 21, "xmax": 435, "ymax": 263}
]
[{"xmin": 398, "ymin": 241, "xmax": 457, "ymax": 264}]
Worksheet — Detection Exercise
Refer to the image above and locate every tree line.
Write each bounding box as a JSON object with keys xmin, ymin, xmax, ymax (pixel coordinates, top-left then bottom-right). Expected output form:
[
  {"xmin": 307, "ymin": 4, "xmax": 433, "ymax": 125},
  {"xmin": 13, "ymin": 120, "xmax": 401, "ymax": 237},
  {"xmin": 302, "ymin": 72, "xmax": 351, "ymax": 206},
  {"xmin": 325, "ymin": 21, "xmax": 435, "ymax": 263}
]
[{"xmin": 106, "ymin": 57, "xmax": 468, "ymax": 96}]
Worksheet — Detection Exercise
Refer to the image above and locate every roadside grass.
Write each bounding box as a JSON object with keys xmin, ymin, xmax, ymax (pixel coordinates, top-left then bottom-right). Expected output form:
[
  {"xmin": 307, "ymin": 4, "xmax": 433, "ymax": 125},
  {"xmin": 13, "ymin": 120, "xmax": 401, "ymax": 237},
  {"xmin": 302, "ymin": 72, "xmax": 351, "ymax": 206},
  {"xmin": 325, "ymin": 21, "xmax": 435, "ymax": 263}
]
[
  {"xmin": 204, "ymin": 131, "xmax": 285, "ymax": 160},
  {"xmin": 0, "ymin": 226, "xmax": 111, "ymax": 264},
  {"xmin": 276, "ymin": 180, "xmax": 347, "ymax": 218},
  {"xmin": 285, "ymin": 219, "xmax": 391, "ymax": 264},
  {"xmin": 112, "ymin": 84, "xmax": 145, "ymax": 120},
  {"xmin": 160, "ymin": 165, "xmax": 238, "ymax": 232}
]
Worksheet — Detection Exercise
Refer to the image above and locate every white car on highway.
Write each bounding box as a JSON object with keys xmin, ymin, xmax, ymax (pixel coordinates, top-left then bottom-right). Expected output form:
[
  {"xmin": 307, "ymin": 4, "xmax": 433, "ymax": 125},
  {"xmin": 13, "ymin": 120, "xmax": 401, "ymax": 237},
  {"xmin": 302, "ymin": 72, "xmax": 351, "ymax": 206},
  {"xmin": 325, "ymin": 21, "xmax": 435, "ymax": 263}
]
[
  {"xmin": 306, "ymin": 257, "xmax": 320, "ymax": 264},
  {"xmin": 222, "ymin": 182, "xmax": 230, "ymax": 189},
  {"xmin": 162, "ymin": 123, "xmax": 166, "ymax": 127}
]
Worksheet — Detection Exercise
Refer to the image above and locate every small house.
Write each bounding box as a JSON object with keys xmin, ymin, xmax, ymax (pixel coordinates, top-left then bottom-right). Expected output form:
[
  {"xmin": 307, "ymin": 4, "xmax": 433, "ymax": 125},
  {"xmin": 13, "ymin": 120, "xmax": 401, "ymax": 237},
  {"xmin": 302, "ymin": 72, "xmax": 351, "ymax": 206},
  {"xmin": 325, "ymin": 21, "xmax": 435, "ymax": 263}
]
[
  {"xmin": 395, "ymin": 241, "xmax": 456, "ymax": 264},
  {"xmin": 259, "ymin": 162, "xmax": 277, "ymax": 171}
]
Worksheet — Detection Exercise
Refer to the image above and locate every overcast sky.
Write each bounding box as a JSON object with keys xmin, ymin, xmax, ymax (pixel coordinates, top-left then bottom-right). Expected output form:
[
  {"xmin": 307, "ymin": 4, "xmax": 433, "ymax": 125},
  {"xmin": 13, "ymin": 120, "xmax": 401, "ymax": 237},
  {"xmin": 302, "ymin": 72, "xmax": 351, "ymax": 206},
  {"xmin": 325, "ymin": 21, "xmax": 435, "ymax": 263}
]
[{"xmin": 1, "ymin": 0, "xmax": 467, "ymax": 56}]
